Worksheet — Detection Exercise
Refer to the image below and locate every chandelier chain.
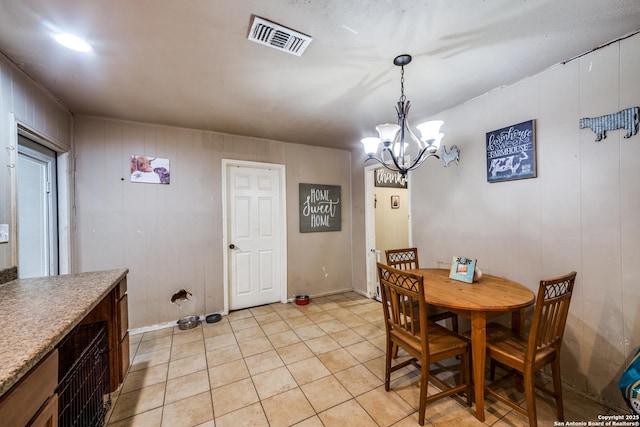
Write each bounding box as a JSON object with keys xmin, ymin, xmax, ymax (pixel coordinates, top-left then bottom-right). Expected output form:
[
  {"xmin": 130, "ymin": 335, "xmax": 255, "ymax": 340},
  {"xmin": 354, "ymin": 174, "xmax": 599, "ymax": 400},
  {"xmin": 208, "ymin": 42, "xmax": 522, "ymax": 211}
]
[{"xmin": 400, "ymin": 66, "xmax": 406, "ymax": 103}]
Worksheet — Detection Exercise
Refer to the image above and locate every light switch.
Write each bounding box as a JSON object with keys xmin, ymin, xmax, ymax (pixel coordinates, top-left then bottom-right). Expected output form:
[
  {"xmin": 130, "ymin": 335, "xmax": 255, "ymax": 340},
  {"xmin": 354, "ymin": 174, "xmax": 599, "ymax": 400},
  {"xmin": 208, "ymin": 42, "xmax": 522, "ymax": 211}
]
[{"xmin": 0, "ymin": 224, "xmax": 8, "ymax": 243}]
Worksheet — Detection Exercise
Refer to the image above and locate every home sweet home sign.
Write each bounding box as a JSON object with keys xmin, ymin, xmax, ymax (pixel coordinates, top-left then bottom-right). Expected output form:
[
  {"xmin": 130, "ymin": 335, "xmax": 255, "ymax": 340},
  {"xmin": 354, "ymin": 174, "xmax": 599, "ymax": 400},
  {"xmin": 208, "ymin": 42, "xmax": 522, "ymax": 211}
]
[{"xmin": 299, "ymin": 183, "xmax": 341, "ymax": 232}]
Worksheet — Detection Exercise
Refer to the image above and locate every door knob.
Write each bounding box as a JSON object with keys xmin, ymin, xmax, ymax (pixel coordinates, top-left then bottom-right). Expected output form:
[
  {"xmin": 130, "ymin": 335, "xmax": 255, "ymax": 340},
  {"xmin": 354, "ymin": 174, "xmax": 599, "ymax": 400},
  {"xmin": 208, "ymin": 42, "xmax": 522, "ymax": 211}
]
[{"xmin": 229, "ymin": 244, "xmax": 238, "ymax": 250}]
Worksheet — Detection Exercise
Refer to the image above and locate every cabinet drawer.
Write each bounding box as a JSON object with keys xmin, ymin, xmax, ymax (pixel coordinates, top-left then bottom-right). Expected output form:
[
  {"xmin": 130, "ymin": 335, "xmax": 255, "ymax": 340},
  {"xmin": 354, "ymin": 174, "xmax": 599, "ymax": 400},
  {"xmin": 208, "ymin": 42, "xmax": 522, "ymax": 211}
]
[
  {"xmin": 118, "ymin": 294, "xmax": 128, "ymax": 340},
  {"xmin": 0, "ymin": 349, "xmax": 58, "ymax": 427},
  {"xmin": 116, "ymin": 277, "xmax": 127, "ymax": 300}
]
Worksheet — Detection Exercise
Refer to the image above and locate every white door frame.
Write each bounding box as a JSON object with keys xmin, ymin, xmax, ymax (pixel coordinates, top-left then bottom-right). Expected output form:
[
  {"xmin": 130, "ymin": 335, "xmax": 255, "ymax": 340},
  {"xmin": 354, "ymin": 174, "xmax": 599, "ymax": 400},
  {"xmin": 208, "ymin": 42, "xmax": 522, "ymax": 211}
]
[
  {"xmin": 364, "ymin": 164, "xmax": 413, "ymax": 298},
  {"xmin": 221, "ymin": 159, "xmax": 287, "ymax": 314},
  {"xmin": 7, "ymin": 114, "xmax": 72, "ymax": 274}
]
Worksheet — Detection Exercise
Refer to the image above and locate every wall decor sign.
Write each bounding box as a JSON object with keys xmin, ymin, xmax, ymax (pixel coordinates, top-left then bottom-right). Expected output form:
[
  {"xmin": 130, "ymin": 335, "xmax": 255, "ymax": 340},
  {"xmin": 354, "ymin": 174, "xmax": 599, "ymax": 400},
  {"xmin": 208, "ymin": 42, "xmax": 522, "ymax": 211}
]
[
  {"xmin": 299, "ymin": 183, "xmax": 341, "ymax": 232},
  {"xmin": 131, "ymin": 155, "xmax": 171, "ymax": 184},
  {"xmin": 486, "ymin": 120, "xmax": 536, "ymax": 183},
  {"xmin": 579, "ymin": 106, "xmax": 639, "ymax": 141},
  {"xmin": 449, "ymin": 256, "xmax": 477, "ymax": 283},
  {"xmin": 374, "ymin": 168, "xmax": 408, "ymax": 188},
  {"xmin": 391, "ymin": 195, "xmax": 400, "ymax": 209}
]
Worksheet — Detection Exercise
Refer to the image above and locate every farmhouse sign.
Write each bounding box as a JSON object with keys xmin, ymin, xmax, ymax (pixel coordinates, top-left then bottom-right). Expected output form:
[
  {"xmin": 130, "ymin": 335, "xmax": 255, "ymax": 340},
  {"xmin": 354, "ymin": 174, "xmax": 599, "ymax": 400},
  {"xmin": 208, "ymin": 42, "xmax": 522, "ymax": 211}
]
[
  {"xmin": 374, "ymin": 168, "xmax": 408, "ymax": 188},
  {"xmin": 486, "ymin": 120, "xmax": 537, "ymax": 183},
  {"xmin": 299, "ymin": 183, "xmax": 341, "ymax": 232}
]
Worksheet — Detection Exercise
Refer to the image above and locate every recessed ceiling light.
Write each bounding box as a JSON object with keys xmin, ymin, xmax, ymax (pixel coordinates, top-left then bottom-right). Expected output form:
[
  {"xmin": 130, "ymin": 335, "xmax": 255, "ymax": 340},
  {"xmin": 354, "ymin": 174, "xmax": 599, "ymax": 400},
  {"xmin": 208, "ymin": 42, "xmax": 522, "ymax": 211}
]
[{"xmin": 54, "ymin": 33, "xmax": 92, "ymax": 52}]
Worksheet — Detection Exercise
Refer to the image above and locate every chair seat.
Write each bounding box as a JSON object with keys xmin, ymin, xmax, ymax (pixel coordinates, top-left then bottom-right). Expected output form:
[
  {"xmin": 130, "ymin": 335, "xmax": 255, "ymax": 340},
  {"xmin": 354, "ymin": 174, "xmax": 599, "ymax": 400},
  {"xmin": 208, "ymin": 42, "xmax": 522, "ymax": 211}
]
[{"xmin": 485, "ymin": 322, "xmax": 557, "ymax": 370}]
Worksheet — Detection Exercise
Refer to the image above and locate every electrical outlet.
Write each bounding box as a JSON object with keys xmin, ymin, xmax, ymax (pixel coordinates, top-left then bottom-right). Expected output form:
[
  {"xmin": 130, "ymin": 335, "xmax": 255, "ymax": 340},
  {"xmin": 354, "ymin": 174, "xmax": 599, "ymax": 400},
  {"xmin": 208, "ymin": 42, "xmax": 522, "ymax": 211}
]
[{"xmin": 0, "ymin": 224, "xmax": 9, "ymax": 243}]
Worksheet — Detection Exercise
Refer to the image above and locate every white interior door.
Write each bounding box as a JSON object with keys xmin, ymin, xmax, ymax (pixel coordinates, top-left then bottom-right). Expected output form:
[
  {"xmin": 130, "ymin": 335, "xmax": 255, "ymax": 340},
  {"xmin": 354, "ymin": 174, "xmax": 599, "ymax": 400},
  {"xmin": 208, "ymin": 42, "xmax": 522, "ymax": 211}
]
[
  {"xmin": 225, "ymin": 161, "xmax": 286, "ymax": 310},
  {"xmin": 17, "ymin": 136, "xmax": 58, "ymax": 278}
]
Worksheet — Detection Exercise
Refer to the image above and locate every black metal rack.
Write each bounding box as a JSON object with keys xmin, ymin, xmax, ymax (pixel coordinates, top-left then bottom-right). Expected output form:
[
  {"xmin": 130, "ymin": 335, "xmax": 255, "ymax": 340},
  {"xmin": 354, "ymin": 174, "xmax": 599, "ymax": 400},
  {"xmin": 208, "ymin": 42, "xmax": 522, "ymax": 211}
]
[{"xmin": 56, "ymin": 321, "xmax": 111, "ymax": 427}]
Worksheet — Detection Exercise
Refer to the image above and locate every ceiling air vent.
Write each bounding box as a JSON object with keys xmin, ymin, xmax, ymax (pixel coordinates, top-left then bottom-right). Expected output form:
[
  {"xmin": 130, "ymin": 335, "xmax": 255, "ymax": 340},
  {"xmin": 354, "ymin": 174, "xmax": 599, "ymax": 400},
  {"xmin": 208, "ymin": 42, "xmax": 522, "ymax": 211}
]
[{"xmin": 248, "ymin": 16, "xmax": 312, "ymax": 56}]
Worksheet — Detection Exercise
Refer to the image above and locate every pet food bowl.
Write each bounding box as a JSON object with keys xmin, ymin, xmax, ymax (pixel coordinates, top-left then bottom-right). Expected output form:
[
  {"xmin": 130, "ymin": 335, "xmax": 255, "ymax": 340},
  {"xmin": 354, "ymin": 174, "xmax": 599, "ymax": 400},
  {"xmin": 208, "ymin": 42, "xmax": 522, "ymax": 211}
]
[
  {"xmin": 295, "ymin": 295, "xmax": 310, "ymax": 305},
  {"xmin": 177, "ymin": 315, "xmax": 200, "ymax": 330},
  {"xmin": 206, "ymin": 313, "xmax": 222, "ymax": 324}
]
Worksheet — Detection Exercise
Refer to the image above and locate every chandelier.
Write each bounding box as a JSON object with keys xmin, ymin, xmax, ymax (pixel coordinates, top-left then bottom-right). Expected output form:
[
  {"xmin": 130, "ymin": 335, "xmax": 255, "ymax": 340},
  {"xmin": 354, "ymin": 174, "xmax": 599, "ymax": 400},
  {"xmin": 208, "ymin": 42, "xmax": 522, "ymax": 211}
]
[{"xmin": 361, "ymin": 54, "xmax": 444, "ymax": 177}]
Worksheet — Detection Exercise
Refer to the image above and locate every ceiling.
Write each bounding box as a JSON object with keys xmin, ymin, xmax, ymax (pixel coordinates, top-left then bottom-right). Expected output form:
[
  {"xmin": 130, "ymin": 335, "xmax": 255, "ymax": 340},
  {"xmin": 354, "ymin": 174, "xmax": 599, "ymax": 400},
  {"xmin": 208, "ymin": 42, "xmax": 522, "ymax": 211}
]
[{"xmin": 0, "ymin": 1, "xmax": 639, "ymax": 152}]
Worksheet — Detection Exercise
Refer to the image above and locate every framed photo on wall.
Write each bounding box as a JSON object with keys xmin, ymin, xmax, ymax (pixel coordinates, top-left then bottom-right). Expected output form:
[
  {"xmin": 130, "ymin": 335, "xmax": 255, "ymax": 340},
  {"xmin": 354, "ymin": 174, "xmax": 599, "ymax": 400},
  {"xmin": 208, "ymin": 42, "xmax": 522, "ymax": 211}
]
[
  {"xmin": 486, "ymin": 120, "xmax": 537, "ymax": 183},
  {"xmin": 391, "ymin": 195, "xmax": 399, "ymax": 209}
]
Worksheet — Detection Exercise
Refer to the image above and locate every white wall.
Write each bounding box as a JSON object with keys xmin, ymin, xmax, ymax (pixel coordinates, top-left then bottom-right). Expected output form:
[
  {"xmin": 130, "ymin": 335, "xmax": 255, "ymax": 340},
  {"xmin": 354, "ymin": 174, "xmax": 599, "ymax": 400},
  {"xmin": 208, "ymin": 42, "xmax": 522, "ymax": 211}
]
[
  {"xmin": 0, "ymin": 53, "xmax": 73, "ymax": 270},
  {"xmin": 408, "ymin": 34, "xmax": 640, "ymax": 409}
]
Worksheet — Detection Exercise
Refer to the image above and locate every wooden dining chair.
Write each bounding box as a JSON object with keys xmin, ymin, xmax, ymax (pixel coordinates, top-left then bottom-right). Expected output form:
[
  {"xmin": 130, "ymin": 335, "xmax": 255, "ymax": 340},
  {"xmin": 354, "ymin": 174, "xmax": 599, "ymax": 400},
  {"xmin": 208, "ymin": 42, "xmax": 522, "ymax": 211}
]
[
  {"xmin": 484, "ymin": 271, "xmax": 577, "ymax": 427},
  {"xmin": 377, "ymin": 262, "xmax": 471, "ymax": 426},
  {"xmin": 385, "ymin": 248, "xmax": 459, "ymax": 333}
]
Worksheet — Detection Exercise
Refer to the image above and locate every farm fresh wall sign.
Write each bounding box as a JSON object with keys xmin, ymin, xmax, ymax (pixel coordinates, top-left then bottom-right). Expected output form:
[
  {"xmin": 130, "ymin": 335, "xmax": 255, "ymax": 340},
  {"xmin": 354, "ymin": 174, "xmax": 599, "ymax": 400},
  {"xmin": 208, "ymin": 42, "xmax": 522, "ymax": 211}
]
[
  {"xmin": 299, "ymin": 183, "xmax": 341, "ymax": 232},
  {"xmin": 486, "ymin": 120, "xmax": 537, "ymax": 183}
]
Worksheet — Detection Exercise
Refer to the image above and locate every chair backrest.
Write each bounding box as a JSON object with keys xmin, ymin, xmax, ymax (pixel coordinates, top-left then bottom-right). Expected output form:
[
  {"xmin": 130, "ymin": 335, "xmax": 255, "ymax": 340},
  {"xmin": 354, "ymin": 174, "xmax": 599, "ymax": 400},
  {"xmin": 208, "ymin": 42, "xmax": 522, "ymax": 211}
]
[
  {"xmin": 377, "ymin": 262, "xmax": 428, "ymax": 353},
  {"xmin": 526, "ymin": 271, "xmax": 577, "ymax": 361},
  {"xmin": 385, "ymin": 248, "xmax": 420, "ymax": 270}
]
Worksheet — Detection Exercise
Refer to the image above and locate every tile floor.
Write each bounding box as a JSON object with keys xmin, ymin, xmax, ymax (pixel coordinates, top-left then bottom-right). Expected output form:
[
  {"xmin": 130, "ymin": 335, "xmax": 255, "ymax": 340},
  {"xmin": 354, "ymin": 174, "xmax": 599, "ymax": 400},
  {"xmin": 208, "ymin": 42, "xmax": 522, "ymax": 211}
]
[{"xmin": 105, "ymin": 292, "xmax": 623, "ymax": 426}]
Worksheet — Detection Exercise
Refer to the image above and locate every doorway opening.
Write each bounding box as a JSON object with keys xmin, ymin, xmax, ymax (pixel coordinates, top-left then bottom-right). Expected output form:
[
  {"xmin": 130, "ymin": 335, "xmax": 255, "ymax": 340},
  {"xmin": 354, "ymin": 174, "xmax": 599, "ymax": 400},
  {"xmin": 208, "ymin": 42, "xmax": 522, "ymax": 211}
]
[
  {"xmin": 17, "ymin": 135, "xmax": 59, "ymax": 278},
  {"xmin": 364, "ymin": 165, "xmax": 412, "ymax": 299}
]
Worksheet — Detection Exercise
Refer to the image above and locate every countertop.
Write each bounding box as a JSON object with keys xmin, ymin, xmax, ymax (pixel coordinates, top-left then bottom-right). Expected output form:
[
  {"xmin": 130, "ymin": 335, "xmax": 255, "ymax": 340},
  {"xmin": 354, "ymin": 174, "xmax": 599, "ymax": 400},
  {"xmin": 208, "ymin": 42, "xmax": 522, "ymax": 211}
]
[{"xmin": 0, "ymin": 269, "xmax": 129, "ymax": 398}]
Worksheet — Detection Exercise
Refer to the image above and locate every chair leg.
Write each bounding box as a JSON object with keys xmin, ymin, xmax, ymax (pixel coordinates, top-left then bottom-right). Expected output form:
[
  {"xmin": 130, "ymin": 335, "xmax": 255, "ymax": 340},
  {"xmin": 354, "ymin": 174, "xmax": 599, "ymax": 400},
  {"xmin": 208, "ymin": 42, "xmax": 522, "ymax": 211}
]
[
  {"xmin": 490, "ymin": 360, "xmax": 496, "ymax": 380},
  {"xmin": 452, "ymin": 315, "xmax": 458, "ymax": 333},
  {"xmin": 523, "ymin": 369, "xmax": 537, "ymax": 427},
  {"xmin": 551, "ymin": 358, "xmax": 565, "ymax": 421},
  {"xmin": 385, "ymin": 340, "xmax": 393, "ymax": 391},
  {"xmin": 418, "ymin": 362, "xmax": 429, "ymax": 426},
  {"xmin": 463, "ymin": 352, "xmax": 472, "ymax": 407}
]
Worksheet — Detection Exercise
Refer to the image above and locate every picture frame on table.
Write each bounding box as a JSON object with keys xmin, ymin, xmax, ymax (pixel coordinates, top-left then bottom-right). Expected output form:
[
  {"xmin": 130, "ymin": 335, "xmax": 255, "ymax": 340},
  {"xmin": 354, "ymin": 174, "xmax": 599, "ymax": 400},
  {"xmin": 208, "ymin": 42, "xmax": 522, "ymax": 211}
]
[{"xmin": 449, "ymin": 256, "xmax": 477, "ymax": 283}]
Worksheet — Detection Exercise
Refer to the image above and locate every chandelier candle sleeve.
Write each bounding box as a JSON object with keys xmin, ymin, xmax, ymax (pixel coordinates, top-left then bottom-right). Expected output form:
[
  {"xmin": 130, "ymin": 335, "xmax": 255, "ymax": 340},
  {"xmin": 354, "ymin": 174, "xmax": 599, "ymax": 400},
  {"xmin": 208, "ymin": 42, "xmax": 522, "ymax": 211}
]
[{"xmin": 361, "ymin": 54, "xmax": 445, "ymax": 177}]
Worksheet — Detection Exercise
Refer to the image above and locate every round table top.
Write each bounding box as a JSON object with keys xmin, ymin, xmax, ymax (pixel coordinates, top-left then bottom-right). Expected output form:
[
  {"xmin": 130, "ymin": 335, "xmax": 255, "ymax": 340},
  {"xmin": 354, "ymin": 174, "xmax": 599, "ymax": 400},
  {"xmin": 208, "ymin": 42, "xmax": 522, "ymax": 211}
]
[{"xmin": 409, "ymin": 268, "xmax": 535, "ymax": 312}]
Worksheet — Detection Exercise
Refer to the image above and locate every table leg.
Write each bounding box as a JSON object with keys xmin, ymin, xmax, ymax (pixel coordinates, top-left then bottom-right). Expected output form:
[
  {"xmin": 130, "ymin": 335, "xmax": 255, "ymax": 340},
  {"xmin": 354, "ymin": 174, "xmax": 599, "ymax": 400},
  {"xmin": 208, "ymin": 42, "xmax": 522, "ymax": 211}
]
[
  {"xmin": 511, "ymin": 308, "xmax": 525, "ymax": 335},
  {"xmin": 470, "ymin": 312, "xmax": 487, "ymax": 422}
]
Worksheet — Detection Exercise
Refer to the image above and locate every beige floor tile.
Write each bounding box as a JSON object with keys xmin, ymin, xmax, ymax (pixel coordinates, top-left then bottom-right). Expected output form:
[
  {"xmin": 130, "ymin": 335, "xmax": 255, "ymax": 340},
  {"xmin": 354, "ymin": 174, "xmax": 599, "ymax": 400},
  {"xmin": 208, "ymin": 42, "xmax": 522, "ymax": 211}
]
[
  {"xmin": 121, "ymin": 363, "xmax": 169, "ymax": 394},
  {"xmin": 141, "ymin": 328, "xmax": 173, "ymax": 342},
  {"xmin": 244, "ymin": 349, "xmax": 284, "ymax": 375},
  {"xmin": 167, "ymin": 353, "xmax": 207, "ymax": 380},
  {"xmin": 316, "ymin": 319, "xmax": 348, "ymax": 334},
  {"xmin": 261, "ymin": 320, "xmax": 291, "ymax": 335},
  {"xmin": 205, "ymin": 343, "xmax": 242, "ymax": 367},
  {"xmin": 268, "ymin": 330, "xmax": 301, "ymax": 348},
  {"xmin": 254, "ymin": 311, "xmax": 283, "ymax": 325},
  {"xmin": 164, "ymin": 369, "xmax": 211, "ymax": 405},
  {"xmin": 294, "ymin": 324, "xmax": 326, "ymax": 340},
  {"xmin": 210, "ymin": 377, "xmax": 259, "ymax": 417},
  {"xmin": 109, "ymin": 382, "xmax": 166, "ymax": 423},
  {"xmin": 170, "ymin": 339, "xmax": 205, "ymax": 361},
  {"xmin": 329, "ymin": 328, "xmax": 365, "ymax": 347},
  {"xmin": 305, "ymin": 335, "xmax": 341, "ymax": 355},
  {"xmin": 252, "ymin": 366, "xmax": 299, "ymax": 399},
  {"xmin": 334, "ymin": 364, "xmax": 383, "ymax": 397},
  {"xmin": 345, "ymin": 340, "xmax": 385, "ymax": 362},
  {"xmin": 238, "ymin": 336, "xmax": 274, "ymax": 357},
  {"xmin": 136, "ymin": 336, "xmax": 172, "ymax": 355},
  {"xmin": 356, "ymin": 386, "xmax": 415, "ymax": 426},
  {"xmin": 318, "ymin": 347, "xmax": 361, "ymax": 373},
  {"xmin": 202, "ymin": 321, "xmax": 232, "ymax": 339},
  {"xmin": 115, "ymin": 292, "xmax": 615, "ymax": 427},
  {"xmin": 233, "ymin": 325, "xmax": 265, "ymax": 342},
  {"xmin": 108, "ymin": 407, "xmax": 163, "ymax": 427},
  {"xmin": 204, "ymin": 332, "xmax": 237, "ymax": 351},
  {"xmin": 172, "ymin": 327, "xmax": 203, "ymax": 345},
  {"xmin": 130, "ymin": 348, "xmax": 171, "ymax": 372},
  {"xmin": 249, "ymin": 305, "xmax": 276, "ymax": 316},
  {"xmin": 208, "ymin": 359, "xmax": 250, "ymax": 389},
  {"xmin": 317, "ymin": 399, "xmax": 378, "ymax": 427},
  {"xmin": 277, "ymin": 342, "xmax": 315, "ymax": 365},
  {"xmin": 287, "ymin": 356, "xmax": 332, "ymax": 385},
  {"xmin": 229, "ymin": 316, "xmax": 259, "ymax": 331},
  {"xmin": 262, "ymin": 388, "xmax": 316, "ymax": 427},
  {"xmin": 301, "ymin": 375, "xmax": 352, "ymax": 413},
  {"xmin": 214, "ymin": 402, "xmax": 269, "ymax": 427},
  {"xmin": 161, "ymin": 391, "xmax": 213, "ymax": 427}
]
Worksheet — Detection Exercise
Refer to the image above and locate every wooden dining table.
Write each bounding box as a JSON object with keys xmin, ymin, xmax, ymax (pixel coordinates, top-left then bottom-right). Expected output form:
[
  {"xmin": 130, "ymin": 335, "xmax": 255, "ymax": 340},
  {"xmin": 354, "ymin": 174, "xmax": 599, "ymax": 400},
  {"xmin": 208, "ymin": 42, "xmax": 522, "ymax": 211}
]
[{"xmin": 408, "ymin": 268, "xmax": 535, "ymax": 422}]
